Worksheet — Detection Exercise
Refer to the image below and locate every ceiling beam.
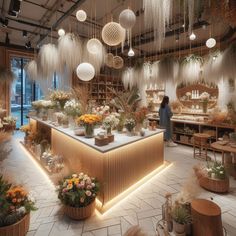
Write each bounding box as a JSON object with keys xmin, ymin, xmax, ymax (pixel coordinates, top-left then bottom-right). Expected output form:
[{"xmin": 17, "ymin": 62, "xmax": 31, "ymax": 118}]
[{"xmin": 37, "ymin": 0, "xmax": 87, "ymax": 45}]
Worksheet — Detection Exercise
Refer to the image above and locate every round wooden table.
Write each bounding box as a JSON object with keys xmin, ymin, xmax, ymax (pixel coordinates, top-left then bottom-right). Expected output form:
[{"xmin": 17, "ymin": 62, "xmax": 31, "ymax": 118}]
[{"xmin": 211, "ymin": 141, "xmax": 236, "ymax": 178}]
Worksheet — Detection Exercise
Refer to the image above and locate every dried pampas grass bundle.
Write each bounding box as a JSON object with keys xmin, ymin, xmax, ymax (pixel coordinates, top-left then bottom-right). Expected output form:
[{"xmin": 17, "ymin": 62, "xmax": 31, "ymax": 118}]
[
  {"xmin": 122, "ymin": 67, "xmax": 135, "ymax": 90},
  {"xmin": 143, "ymin": 0, "xmax": 172, "ymax": 49},
  {"xmin": 83, "ymin": 40, "xmax": 106, "ymax": 74},
  {"xmin": 0, "ymin": 66, "xmax": 15, "ymax": 85},
  {"xmin": 221, "ymin": 41, "xmax": 236, "ymax": 79},
  {"xmin": 38, "ymin": 43, "xmax": 59, "ymax": 79},
  {"xmin": 178, "ymin": 54, "xmax": 203, "ymax": 83},
  {"xmin": 202, "ymin": 51, "xmax": 223, "ymax": 83},
  {"xmin": 58, "ymin": 33, "xmax": 82, "ymax": 73},
  {"xmin": 25, "ymin": 60, "xmax": 38, "ymax": 81}
]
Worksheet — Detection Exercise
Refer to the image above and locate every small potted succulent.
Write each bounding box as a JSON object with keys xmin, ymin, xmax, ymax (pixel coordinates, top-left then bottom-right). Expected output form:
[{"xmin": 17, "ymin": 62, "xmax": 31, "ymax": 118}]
[
  {"xmin": 171, "ymin": 202, "xmax": 192, "ymax": 235},
  {"xmin": 58, "ymin": 173, "xmax": 99, "ymax": 220},
  {"xmin": 0, "ymin": 176, "xmax": 36, "ymax": 236}
]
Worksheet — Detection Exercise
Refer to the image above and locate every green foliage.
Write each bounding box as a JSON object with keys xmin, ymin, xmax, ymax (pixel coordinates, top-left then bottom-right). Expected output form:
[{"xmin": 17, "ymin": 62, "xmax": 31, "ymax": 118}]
[
  {"xmin": 207, "ymin": 161, "xmax": 227, "ymax": 180},
  {"xmin": 181, "ymin": 54, "xmax": 203, "ymax": 66},
  {"xmin": 172, "ymin": 203, "xmax": 192, "ymax": 225}
]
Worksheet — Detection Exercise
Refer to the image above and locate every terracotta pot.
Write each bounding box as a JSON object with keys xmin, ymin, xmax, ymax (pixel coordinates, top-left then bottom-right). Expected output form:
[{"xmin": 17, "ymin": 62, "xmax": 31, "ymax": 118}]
[
  {"xmin": 173, "ymin": 220, "xmax": 186, "ymax": 234},
  {"xmin": 64, "ymin": 200, "xmax": 96, "ymax": 220},
  {"xmin": 0, "ymin": 213, "xmax": 30, "ymax": 236}
]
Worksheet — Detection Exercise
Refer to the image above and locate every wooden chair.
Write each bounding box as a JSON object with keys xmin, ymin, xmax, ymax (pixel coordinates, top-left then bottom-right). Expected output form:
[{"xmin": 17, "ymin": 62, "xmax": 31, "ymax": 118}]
[
  {"xmin": 191, "ymin": 199, "xmax": 223, "ymax": 236},
  {"xmin": 193, "ymin": 133, "xmax": 211, "ymax": 160}
]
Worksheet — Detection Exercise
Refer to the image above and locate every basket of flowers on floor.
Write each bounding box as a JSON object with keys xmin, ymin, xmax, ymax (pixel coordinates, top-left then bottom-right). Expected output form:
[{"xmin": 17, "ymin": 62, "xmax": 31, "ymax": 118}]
[
  {"xmin": 193, "ymin": 161, "xmax": 229, "ymax": 193},
  {"xmin": 57, "ymin": 173, "xmax": 99, "ymax": 220},
  {"xmin": 0, "ymin": 176, "xmax": 36, "ymax": 236}
]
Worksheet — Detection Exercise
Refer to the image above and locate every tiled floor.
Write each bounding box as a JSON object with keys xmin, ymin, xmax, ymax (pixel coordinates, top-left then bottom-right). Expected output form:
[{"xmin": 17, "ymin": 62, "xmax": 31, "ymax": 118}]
[{"xmin": 1, "ymin": 133, "xmax": 236, "ymax": 236}]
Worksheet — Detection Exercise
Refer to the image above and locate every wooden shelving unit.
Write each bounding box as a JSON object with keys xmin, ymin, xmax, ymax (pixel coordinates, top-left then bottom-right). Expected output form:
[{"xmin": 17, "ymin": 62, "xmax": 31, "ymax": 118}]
[{"xmin": 73, "ymin": 73, "xmax": 124, "ymax": 104}]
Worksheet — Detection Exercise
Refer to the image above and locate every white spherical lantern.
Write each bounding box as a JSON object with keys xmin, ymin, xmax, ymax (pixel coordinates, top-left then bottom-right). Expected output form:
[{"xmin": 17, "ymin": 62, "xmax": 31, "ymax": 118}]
[
  {"xmin": 76, "ymin": 63, "xmax": 95, "ymax": 81},
  {"xmin": 87, "ymin": 38, "xmax": 102, "ymax": 54},
  {"xmin": 102, "ymin": 22, "xmax": 125, "ymax": 46},
  {"xmin": 113, "ymin": 56, "xmax": 124, "ymax": 69},
  {"xmin": 119, "ymin": 9, "xmax": 136, "ymax": 29},
  {"xmin": 76, "ymin": 10, "xmax": 87, "ymax": 22},
  {"xmin": 58, "ymin": 28, "xmax": 65, "ymax": 37},
  {"xmin": 206, "ymin": 38, "xmax": 216, "ymax": 48}
]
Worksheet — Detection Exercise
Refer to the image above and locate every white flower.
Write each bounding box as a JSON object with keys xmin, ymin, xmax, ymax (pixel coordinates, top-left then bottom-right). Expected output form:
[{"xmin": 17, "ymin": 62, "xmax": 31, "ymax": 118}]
[
  {"xmin": 16, "ymin": 206, "xmax": 26, "ymax": 215},
  {"xmin": 85, "ymin": 190, "xmax": 92, "ymax": 196},
  {"xmin": 220, "ymin": 171, "xmax": 224, "ymax": 174},
  {"xmin": 72, "ymin": 174, "xmax": 77, "ymax": 178}
]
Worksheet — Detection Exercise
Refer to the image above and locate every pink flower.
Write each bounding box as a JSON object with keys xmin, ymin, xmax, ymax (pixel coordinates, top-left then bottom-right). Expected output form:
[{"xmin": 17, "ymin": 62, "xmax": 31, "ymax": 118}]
[
  {"xmin": 80, "ymin": 197, "xmax": 84, "ymax": 203},
  {"xmin": 85, "ymin": 190, "xmax": 92, "ymax": 196}
]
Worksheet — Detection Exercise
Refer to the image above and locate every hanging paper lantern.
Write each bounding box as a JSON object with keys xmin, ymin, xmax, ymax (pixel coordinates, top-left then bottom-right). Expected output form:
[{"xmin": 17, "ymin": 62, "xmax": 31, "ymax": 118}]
[
  {"xmin": 119, "ymin": 9, "xmax": 136, "ymax": 29},
  {"xmin": 113, "ymin": 56, "xmax": 124, "ymax": 69},
  {"xmin": 87, "ymin": 38, "xmax": 102, "ymax": 54},
  {"xmin": 102, "ymin": 22, "xmax": 125, "ymax": 46},
  {"xmin": 76, "ymin": 63, "xmax": 95, "ymax": 81},
  {"xmin": 58, "ymin": 28, "xmax": 65, "ymax": 37},
  {"xmin": 105, "ymin": 53, "xmax": 114, "ymax": 67},
  {"xmin": 76, "ymin": 10, "xmax": 87, "ymax": 22},
  {"xmin": 206, "ymin": 38, "xmax": 216, "ymax": 48}
]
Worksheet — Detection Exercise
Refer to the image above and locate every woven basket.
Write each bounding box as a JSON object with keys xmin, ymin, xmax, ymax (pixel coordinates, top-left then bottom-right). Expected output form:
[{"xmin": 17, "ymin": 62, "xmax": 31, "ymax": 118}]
[
  {"xmin": 199, "ymin": 177, "xmax": 229, "ymax": 193},
  {"xmin": 64, "ymin": 200, "xmax": 96, "ymax": 220},
  {"xmin": 0, "ymin": 213, "xmax": 30, "ymax": 236}
]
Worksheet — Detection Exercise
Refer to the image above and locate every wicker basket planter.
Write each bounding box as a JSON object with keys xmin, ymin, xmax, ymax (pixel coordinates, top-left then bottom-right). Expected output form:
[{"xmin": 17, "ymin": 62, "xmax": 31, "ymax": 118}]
[
  {"xmin": 194, "ymin": 167, "xmax": 229, "ymax": 193},
  {"xmin": 64, "ymin": 200, "xmax": 96, "ymax": 220},
  {"xmin": 0, "ymin": 213, "xmax": 30, "ymax": 236}
]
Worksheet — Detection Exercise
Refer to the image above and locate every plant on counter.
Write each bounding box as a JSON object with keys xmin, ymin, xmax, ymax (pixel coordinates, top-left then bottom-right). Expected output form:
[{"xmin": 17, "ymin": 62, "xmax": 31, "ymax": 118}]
[
  {"xmin": 103, "ymin": 113, "xmax": 120, "ymax": 134},
  {"xmin": 0, "ymin": 175, "xmax": 36, "ymax": 235},
  {"xmin": 134, "ymin": 107, "xmax": 148, "ymax": 125},
  {"xmin": 57, "ymin": 173, "xmax": 99, "ymax": 220},
  {"xmin": 2, "ymin": 116, "xmax": 17, "ymax": 126},
  {"xmin": 124, "ymin": 118, "xmax": 136, "ymax": 133},
  {"xmin": 32, "ymin": 100, "xmax": 43, "ymax": 114},
  {"xmin": 64, "ymin": 99, "xmax": 81, "ymax": 118},
  {"xmin": 77, "ymin": 114, "xmax": 102, "ymax": 138},
  {"xmin": 92, "ymin": 105, "xmax": 110, "ymax": 117},
  {"xmin": 207, "ymin": 161, "xmax": 227, "ymax": 180},
  {"xmin": 50, "ymin": 90, "xmax": 71, "ymax": 110}
]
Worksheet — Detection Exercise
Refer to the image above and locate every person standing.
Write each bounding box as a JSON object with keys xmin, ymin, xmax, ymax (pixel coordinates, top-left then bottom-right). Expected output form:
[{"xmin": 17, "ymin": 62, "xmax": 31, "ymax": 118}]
[{"xmin": 159, "ymin": 96, "xmax": 177, "ymax": 147}]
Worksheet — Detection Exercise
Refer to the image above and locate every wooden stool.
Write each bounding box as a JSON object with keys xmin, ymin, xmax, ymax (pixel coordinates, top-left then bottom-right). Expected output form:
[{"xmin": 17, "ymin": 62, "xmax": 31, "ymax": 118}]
[
  {"xmin": 191, "ymin": 199, "xmax": 223, "ymax": 236},
  {"xmin": 193, "ymin": 133, "xmax": 211, "ymax": 160}
]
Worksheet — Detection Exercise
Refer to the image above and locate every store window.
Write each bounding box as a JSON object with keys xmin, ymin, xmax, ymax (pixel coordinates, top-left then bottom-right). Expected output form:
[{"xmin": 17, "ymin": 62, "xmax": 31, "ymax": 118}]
[{"xmin": 10, "ymin": 57, "xmax": 60, "ymax": 127}]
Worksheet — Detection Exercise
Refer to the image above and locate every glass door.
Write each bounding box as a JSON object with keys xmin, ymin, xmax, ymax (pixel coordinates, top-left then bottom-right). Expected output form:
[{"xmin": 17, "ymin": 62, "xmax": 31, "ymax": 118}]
[{"xmin": 10, "ymin": 57, "xmax": 43, "ymax": 127}]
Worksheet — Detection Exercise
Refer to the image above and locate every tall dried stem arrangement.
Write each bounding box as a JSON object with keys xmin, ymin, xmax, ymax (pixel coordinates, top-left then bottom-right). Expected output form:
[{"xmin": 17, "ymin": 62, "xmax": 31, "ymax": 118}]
[{"xmin": 72, "ymin": 84, "xmax": 90, "ymax": 114}]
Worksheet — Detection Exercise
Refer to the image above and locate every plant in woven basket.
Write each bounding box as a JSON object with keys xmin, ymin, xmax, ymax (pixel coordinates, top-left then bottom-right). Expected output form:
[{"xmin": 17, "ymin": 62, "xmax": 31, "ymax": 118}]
[
  {"xmin": 57, "ymin": 173, "xmax": 99, "ymax": 208},
  {"xmin": 206, "ymin": 161, "xmax": 227, "ymax": 180},
  {"xmin": 0, "ymin": 176, "xmax": 36, "ymax": 228}
]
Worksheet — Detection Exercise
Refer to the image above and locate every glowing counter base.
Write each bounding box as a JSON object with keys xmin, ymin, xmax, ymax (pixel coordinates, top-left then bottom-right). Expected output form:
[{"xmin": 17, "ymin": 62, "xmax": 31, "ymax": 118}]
[{"xmin": 29, "ymin": 118, "xmax": 165, "ymax": 213}]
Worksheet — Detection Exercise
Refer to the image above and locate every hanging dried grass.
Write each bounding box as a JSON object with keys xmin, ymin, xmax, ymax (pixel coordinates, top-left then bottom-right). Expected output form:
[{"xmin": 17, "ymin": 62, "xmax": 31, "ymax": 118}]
[
  {"xmin": 0, "ymin": 66, "xmax": 15, "ymax": 85},
  {"xmin": 158, "ymin": 57, "xmax": 177, "ymax": 83},
  {"xmin": 221, "ymin": 42, "xmax": 236, "ymax": 80},
  {"xmin": 83, "ymin": 40, "xmax": 106, "ymax": 74},
  {"xmin": 38, "ymin": 43, "xmax": 59, "ymax": 79},
  {"xmin": 122, "ymin": 67, "xmax": 135, "ymax": 90},
  {"xmin": 143, "ymin": 0, "xmax": 172, "ymax": 50},
  {"xmin": 25, "ymin": 60, "xmax": 38, "ymax": 81},
  {"xmin": 58, "ymin": 33, "xmax": 82, "ymax": 73},
  {"xmin": 202, "ymin": 51, "xmax": 223, "ymax": 83},
  {"xmin": 178, "ymin": 54, "xmax": 203, "ymax": 83}
]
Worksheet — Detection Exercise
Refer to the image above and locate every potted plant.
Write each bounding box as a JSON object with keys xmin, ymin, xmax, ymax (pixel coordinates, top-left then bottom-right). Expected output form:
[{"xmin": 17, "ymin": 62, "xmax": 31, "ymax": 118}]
[
  {"xmin": 134, "ymin": 107, "xmax": 148, "ymax": 132},
  {"xmin": 124, "ymin": 118, "xmax": 136, "ymax": 136},
  {"xmin": 64, "ymin": 99, "xmax": 81, "ymax": 128},
  {"xmin": 0, "ymin": 176, "xmax": 36, "ymax": 236},
  {"xmin": 200, "ymin": 92, "xmax": 210, "ymax": 113},
  {"xmin": 103, "ymin": 113, "xmax": 120, "ymax": 135},
  {"xmin": 77, "ymin": 114, "xmax": 102, "ymax": 138},
  {"xmin": 58, "ymin": 173, "xmax": 99, "ymax": 220},
  {"xmin": 171, "ymin": 202, "xmax": 192, "ymax": 235},
  {"xmin": 50, "ymin": 90, "xmax": 71, "ymax": 111}
]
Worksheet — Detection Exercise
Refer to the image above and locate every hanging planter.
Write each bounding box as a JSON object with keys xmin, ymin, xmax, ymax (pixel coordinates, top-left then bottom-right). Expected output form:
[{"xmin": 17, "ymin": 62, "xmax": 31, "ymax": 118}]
[
  {"xmin": 113, "ymin": 56, "xmax": 124, "ymax": 69},
  {"xmin": 105, "ymin": 53, "xmax": 114, "ymax": 68},
  {"xmin": 178, "ymin": 54, "xmax": 203, "ymax": 83}
]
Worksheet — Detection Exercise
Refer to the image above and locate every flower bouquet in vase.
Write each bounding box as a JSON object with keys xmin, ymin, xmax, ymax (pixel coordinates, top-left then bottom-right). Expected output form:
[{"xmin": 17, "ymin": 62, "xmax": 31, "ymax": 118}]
[
  {"xmin": 134, "ymin": 107, "xmax": 148, "ymax": 132},
  {"xmin": 200, "ymin": 92, "xmax": 210, "ymax": 113},
  {"xmin": 124, "ymin": 118, "xmax": 136, "ymax": 136},
  {"xmin": 50, "ymin": 90, "xmax": 71, "ymax": 111},
  {"xmin": 64, "ymin": 99, "xmax": 81, "ymax": 128},
  {"xmin": 57, "ymin": 173, "xmax": 99, "ymax": 220},
  {"xmin": 103, "ymin": 113, "xmax": 120, "ymax": 135},
  {"xmin": 77, "ymin": 114, "xmax": 101, "ymax": 138},
  {"xmin": 31, "ymin": 100, "xmax": 43, "ymax": 117}
]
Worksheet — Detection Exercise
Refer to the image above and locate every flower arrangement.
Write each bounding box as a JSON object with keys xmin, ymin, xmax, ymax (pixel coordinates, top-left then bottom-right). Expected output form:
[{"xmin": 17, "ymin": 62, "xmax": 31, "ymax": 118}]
[
  {"xmin": 77, "ymin": 114, "xmax": 102, "ymax": 125},
  {"xmin": 103, "ymin": 113, "xmax": 120, "ymax": 130},
  {"xmin": 57, "ymin": 173, "xmax": 99, "ymax": 208},
  {"xmin": 0, "ymin": 176, "xmax": 36, "ymax": 227},
  {"xmin": 41, "ymin": 100, "xmax": 54, "ymax": 109},
  {"xmin": 32, "ymin": 100, "xmax": 43, "ymax": 112},
  {"xmin": 92, "ymin": 105, "xmax": 110, "ymax": 117},
  {"xmin": 206, "ymin": 161, "xmax": 226, "ymax": 180},
  {"xmin": 134, "ymin": 107, "xmax": 148, "ymax": 124},
  {"xmin": 50, "ymin": 90, "xmax": 71, "ymax": 109},
  {"xmin": 124, "ymin": 118, "xmax": 136, "ymax": 132},
  {"xmin": 2, "ymin": 116, "xmax": 17, "ymax": 126},
  {"xmin": 64, "ymin": 99, "xmax": 81, "ymax": 118},
  {"xmin": 200, "ymin": 92, "xmax": 210, "ymax": 102}
]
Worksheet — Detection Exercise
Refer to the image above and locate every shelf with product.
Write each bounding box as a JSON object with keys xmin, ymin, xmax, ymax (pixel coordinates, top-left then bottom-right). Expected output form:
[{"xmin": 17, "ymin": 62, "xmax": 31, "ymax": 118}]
[
  {"xmin": 146, "ymin": 85, "xmax": 165, "ymax": 112},
  {"xmin": 73, "ymin": 73, "xmax": 124, "ymax": 104}
]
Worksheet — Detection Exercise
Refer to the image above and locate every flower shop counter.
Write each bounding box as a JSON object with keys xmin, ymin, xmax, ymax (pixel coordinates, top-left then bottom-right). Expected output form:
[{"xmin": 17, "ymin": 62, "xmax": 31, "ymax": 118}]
[{"xmin": 29, "ymin": 117, "xmax": 165, "ymax": 213}]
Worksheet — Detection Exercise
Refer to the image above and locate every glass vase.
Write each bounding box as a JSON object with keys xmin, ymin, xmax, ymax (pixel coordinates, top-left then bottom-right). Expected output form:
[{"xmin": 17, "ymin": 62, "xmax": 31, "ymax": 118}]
[
  {"xmin": 84, "ymin": 124, "xmax": 94, "ymax": 138},
  {"xmin": 202, "ymin": 101, "xmax": 208, "ymax": 113},
  {"xmin": 107, "ymin": 127, "xmax": 112, "ymax": 135}
]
